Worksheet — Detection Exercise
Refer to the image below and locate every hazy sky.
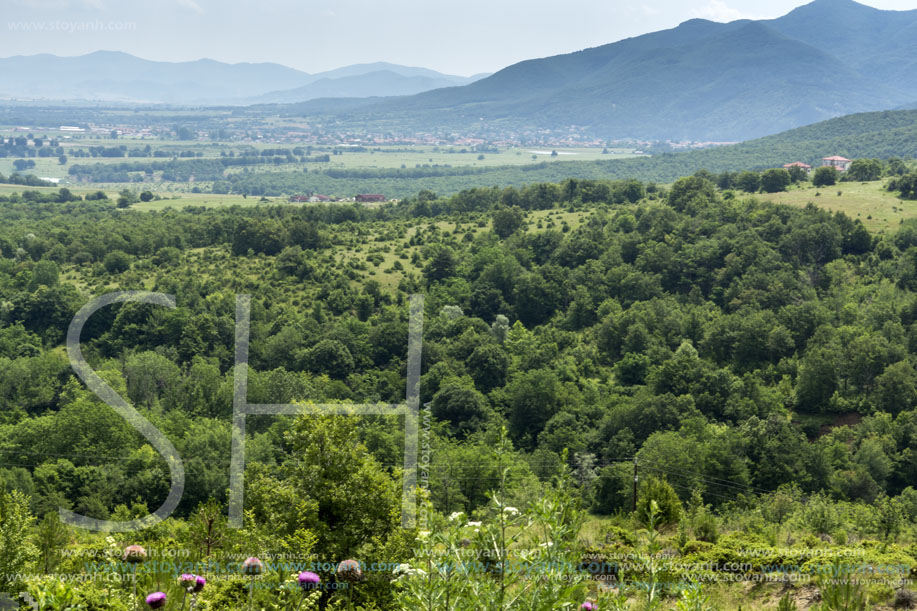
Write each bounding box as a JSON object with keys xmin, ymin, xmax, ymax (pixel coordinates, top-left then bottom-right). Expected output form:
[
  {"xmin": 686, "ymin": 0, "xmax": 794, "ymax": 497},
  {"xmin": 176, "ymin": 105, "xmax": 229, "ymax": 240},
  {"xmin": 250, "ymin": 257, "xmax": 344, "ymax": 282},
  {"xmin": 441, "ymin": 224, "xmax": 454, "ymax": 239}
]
[{"xmin": 2, "ymin": 0, "xmax": 916, "ymax": 76}]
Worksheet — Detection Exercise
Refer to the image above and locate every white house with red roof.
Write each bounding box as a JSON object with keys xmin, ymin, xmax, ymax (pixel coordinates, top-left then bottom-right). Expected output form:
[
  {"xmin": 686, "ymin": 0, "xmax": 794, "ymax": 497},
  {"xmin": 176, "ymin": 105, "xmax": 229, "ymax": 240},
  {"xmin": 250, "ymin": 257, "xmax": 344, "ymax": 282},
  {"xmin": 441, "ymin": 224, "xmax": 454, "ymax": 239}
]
[
  {"xmin": 783, "ymin": 161, "xmax": 812, "ymax": 172},
  {"xmin": 822, "ymin": 156, "xmax": 852, "ymax": 171}
]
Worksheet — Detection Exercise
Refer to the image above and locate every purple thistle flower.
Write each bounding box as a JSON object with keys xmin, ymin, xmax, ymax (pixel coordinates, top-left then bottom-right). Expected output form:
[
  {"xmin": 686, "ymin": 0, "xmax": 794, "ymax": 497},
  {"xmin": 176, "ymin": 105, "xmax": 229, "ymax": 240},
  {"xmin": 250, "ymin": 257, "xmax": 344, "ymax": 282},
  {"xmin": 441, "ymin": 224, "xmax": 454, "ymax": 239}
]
[
  {"xmin": 298, "ymin": 571, "xmax": 320, "ymax": 589},
  {"xmin": 145, "ymin": 592, "xmax": 167, "ymax": 609},
  {"xmin": 581, "ymin": 602, "xmax": 597, "ymax": 611},
  {"xmin": 179, "ymin": 573, "xmax": 196, "ymax": 588},
  {"xmin": 193, "ymin": 575, "xmax": 206, "ymax": 592},
  {"xmin": 123, "ymin": 545, "xmax": 147, "ymax": 563},
  {"xmin": 241, "ymin": 557, "xmax": 264, "ymax": 576}
]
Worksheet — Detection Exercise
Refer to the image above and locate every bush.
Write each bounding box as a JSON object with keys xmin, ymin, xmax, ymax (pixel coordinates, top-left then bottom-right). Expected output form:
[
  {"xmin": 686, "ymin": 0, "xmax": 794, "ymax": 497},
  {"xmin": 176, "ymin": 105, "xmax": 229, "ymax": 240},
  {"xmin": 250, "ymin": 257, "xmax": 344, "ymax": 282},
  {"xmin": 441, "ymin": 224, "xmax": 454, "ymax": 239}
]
[
  {"xmin": 813, "ymin": 166, "xmax": 839, "ymax": 187},
  {"xmin": 760, "ymin": 168, "xmax": 791, "ymax": 193},
  {"xmin": 492, "ymin": 206, "xmax": 525, "ymax": 238},
  {"xmin": 693, "ymin": 508, "xmax": 719, "ymax": 543},
  {"xmin": 736, "ymin": 171, "xmax": 761, "ymax": 193},
  {"xmin": 102, "ymin": 250, "xmax": 132, "ymax": 273},
  {"xmin": 637, "ymin": 476, "xmax": 682, "ymax": 527},
  {"xmin": 846, "ymin": 158, "xmax": 883, "ymax": 182},
  {"xmin": 803, "ymin": 494, "xmax": 839, "ymax": 536}
]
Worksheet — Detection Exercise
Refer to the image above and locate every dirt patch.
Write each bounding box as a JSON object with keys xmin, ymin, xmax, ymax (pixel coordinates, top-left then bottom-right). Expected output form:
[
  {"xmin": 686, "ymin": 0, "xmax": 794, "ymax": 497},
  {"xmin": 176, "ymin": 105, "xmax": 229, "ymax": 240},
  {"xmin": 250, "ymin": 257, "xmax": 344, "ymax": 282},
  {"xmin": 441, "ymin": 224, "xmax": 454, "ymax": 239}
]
[{"xmin": 819, "ymin": 412, "xmax": 863, "ymax": 436}]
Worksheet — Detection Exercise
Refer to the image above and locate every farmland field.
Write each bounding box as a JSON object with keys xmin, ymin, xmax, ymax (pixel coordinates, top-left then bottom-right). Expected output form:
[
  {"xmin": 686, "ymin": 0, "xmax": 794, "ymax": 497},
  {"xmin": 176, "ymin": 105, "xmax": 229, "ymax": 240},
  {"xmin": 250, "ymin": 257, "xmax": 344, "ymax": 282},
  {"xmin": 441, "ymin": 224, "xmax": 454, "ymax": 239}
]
[{"xmin": 0, "ymin": 127, "xmax": 637, "ymax": 186}]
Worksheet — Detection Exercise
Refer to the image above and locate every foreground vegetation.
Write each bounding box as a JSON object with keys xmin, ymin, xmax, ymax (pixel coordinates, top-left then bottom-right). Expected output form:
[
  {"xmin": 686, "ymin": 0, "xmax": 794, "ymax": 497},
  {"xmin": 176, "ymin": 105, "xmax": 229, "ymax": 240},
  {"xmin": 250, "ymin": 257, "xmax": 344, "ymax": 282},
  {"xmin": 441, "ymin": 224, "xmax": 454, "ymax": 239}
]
[{"xmin": 5, "ymin": 168, "xmax": 917, "ymax": 608}]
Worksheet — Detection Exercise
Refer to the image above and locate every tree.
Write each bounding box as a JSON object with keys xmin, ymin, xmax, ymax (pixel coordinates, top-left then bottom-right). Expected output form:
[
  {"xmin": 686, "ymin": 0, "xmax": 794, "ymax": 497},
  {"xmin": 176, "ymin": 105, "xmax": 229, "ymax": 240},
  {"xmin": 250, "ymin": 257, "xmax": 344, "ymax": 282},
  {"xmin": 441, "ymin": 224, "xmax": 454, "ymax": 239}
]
[
  {"xmin": 58, "ymin": 155, "xmax": 67, "ymax": 165},
  {"xmin": 875, "ymin": 361, "xmax": 917, "ymax": 414},
  {"xmin": 845, "ymin": 158, "xmax": 882, "ymax": 182},
  {"xmin": 423, "ymin": 246, "xmax": 458, "ymax": 283},
  {"xmin": 139, "ymin": 190, "xmax": 154, "ymax": 202},
  {"xmin": 303, "ymin": 339, "xmax": 354, "ymax": 378},
  {"xmin": 891, "ymin": 173, "xmax": 917, "ymax": 199},
  {"xmin": 760, "ymin": 168, "xmax": 791, "ymax": 193},
  {"xmin": 29, "ymin": 260, "xmax": 59, "ymax": 290},
  {"xmin": 0, "ymin": 485, "xmax": 36, "ymax": 591},
  {"xmin": 103, "ymin": 250, "xmax": 132, "ymax": 273},
  {"xmin": 124, "ymin": 351, "xmax": 182, "ymax": 409},
  {"xmin": 247, "ymin": 413, "xmax": 403, "ymax": 560},
  {"xmin": 466, "ymin": 343, "xmax": 509, "ymax": 391},
  {"xmin": 887, "ymin": 158, "xmax": 908, "ymax": 176},
  {"xmin": 813, "ymin": 165, "xmax": 838, "ymax": 187},
  {"xmin": 874, "ymin": 494, "xmax": 904, "ymax": 541},
  {"xmin": 736, "ymin": 171, "xmax": 760, "ymax": 193},
  {"xmin": 35, "ymin": 512, "xmax": 69, "ymax": 574},
  {"xmin": 492, "ymin": 206, "xmax": 525, "ymax": 238},
  {"xmin": 431, "ymin": 382, "xmax": 488, "ymax": 438},
  {"xmin": 189, "ymin": 498, "xmax": 226, "ymax": 558},
  {"xmin": 667, "ymin": 175, "xmax": 716, "ymax": 212},
  {"xmin": 116, "ymin": 188, "xmax": 138, "ymax": 208},
  {"xmin": 636, "ymin": 476, "xmax": 682, "ymax": 526},
  {"xmin": 506, "ymin": 369, "xmax": 562, "ymax": 449},
  {"xmin": 786, "ymin": 165, "xmax": 808, "ymax": 183}
]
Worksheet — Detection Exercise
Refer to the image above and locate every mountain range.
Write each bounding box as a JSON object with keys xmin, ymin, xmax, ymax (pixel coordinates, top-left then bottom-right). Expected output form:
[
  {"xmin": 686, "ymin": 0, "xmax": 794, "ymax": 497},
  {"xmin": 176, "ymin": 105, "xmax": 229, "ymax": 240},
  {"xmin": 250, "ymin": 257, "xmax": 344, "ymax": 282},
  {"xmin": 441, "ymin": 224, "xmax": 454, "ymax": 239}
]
[
  {"xmin": 3, "ymin": 0, "xmax": 917, "ymax": 142},
  {"xmin": 323, "ymin": 0, "xmax": 917, "ymax": 142},
  {"xmin": 0, "ymin": 52, "xmax": 486, "ymax": 104}
]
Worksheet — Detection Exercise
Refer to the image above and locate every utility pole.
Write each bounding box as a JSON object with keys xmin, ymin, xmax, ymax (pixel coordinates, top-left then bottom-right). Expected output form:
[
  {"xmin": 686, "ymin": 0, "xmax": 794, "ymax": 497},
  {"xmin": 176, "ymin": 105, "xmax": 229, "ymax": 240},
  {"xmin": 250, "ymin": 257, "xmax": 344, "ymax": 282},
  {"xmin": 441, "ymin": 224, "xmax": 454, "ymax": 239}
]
[{"xmin": 632, "ymin": 456, "xmax": 638, "ymax": 513}]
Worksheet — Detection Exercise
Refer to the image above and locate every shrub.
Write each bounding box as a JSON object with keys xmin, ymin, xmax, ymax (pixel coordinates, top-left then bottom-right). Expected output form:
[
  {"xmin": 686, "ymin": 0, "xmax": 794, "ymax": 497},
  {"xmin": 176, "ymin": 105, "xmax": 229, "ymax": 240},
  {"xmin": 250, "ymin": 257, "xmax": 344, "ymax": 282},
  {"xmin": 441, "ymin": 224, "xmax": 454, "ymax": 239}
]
[
  {"xmin": 803, "ymin": 494, "xmax": 839, "ymax": 536},
  {"xmin": 760, "ymin": 168, "xmax": 791, "ymax": 193},
  {"xmin": 813, "ymin": 166, "xmax": 839, "ymax": 187},
  {"xmin": 102, "ymin": 250, "xmax": 132, "ymax": 273},
  {"xmin": 736, "ymin": 171, "xmax": 760, "ymax": 193},
  {"xmin": 693, "ymin": 509, "xmax": 719, "ymax": 543},
  {"xmin": 637, "ymin": 476, "xmax": 682, "ymax": 527}
]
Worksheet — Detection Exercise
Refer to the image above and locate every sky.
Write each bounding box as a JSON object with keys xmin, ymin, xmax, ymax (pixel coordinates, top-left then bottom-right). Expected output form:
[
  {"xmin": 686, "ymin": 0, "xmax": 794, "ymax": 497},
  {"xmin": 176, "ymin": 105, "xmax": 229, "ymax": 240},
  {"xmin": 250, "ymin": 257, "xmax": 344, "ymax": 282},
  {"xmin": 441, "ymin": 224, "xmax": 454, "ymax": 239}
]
[{"xmin": 1, "ymin": 0, "xmax": 916, "ymax": 76}]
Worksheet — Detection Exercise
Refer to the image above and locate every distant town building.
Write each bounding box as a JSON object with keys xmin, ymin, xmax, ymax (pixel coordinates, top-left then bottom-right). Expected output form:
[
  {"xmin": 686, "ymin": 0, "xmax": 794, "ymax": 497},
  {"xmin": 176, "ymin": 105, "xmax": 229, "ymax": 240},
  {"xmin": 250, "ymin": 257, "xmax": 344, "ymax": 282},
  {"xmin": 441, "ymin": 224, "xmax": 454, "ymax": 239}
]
[
  {"xmin": 783, "ymin": 161, "xmax": 812, "ymax": 172},
  {"xmin": 355, "ymin": 194, "xmax": 386, "ymax": 203},
  {"xmin": 822, "ymin": 156, "xmax": 852, "ymax": 172}
]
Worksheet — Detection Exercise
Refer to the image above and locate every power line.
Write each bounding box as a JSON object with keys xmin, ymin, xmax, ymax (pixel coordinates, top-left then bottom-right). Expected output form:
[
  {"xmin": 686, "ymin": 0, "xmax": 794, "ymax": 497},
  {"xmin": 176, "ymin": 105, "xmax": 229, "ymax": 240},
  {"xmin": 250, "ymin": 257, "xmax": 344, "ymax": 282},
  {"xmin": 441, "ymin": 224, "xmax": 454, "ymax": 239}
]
[
  {"xmin": 639, "ymin": 463, "xmax": 767, "ymax": 496},
  {"xmin": 638, "ymin": 458, "xmax": 774, "ymax": 495}
]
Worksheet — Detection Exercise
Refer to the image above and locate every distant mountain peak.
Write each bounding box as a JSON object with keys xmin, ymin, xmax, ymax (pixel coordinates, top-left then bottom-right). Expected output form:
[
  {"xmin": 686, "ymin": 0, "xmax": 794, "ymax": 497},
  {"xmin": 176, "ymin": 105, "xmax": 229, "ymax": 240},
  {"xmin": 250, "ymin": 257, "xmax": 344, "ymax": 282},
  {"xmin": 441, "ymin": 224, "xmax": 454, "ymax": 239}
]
[{"xmin": 789, "ymin": 0, "xmax": 879, "ymax": 15}]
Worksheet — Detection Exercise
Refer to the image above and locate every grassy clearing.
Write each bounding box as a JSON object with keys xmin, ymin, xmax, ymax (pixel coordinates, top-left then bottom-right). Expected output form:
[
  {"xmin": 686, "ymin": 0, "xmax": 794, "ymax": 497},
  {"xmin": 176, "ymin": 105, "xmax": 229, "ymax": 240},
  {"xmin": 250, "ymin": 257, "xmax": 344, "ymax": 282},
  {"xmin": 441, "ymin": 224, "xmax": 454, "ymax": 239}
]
[
  {"xmin": 132, "ymin": 191, "xmax": 267, "ymax": 209},
  {"xmin": 312, "ymin": 146, "xmax": 635, "ymax": 170},
  {"xmin": 757, "ymin": 179, "xmax": 913, "ymax": 233}
]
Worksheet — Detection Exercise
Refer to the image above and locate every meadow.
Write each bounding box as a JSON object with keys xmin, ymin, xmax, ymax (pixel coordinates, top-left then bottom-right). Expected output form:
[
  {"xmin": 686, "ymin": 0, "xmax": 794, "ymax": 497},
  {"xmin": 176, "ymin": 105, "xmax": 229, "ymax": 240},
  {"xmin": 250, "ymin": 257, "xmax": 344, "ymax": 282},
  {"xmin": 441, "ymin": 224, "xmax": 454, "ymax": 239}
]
[{"xmin": 757, "ymin": 179, "xmax": 915, "ymax": 233}]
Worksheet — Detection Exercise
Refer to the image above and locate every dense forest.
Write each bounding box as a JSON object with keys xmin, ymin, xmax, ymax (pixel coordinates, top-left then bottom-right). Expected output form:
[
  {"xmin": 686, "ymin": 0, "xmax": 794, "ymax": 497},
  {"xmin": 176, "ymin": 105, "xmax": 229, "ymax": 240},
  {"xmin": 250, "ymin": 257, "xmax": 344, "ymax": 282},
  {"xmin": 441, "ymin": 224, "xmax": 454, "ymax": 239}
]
[{"xmin": 3, "ymin": 171, "xmax": 917, "ymax": 609}]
